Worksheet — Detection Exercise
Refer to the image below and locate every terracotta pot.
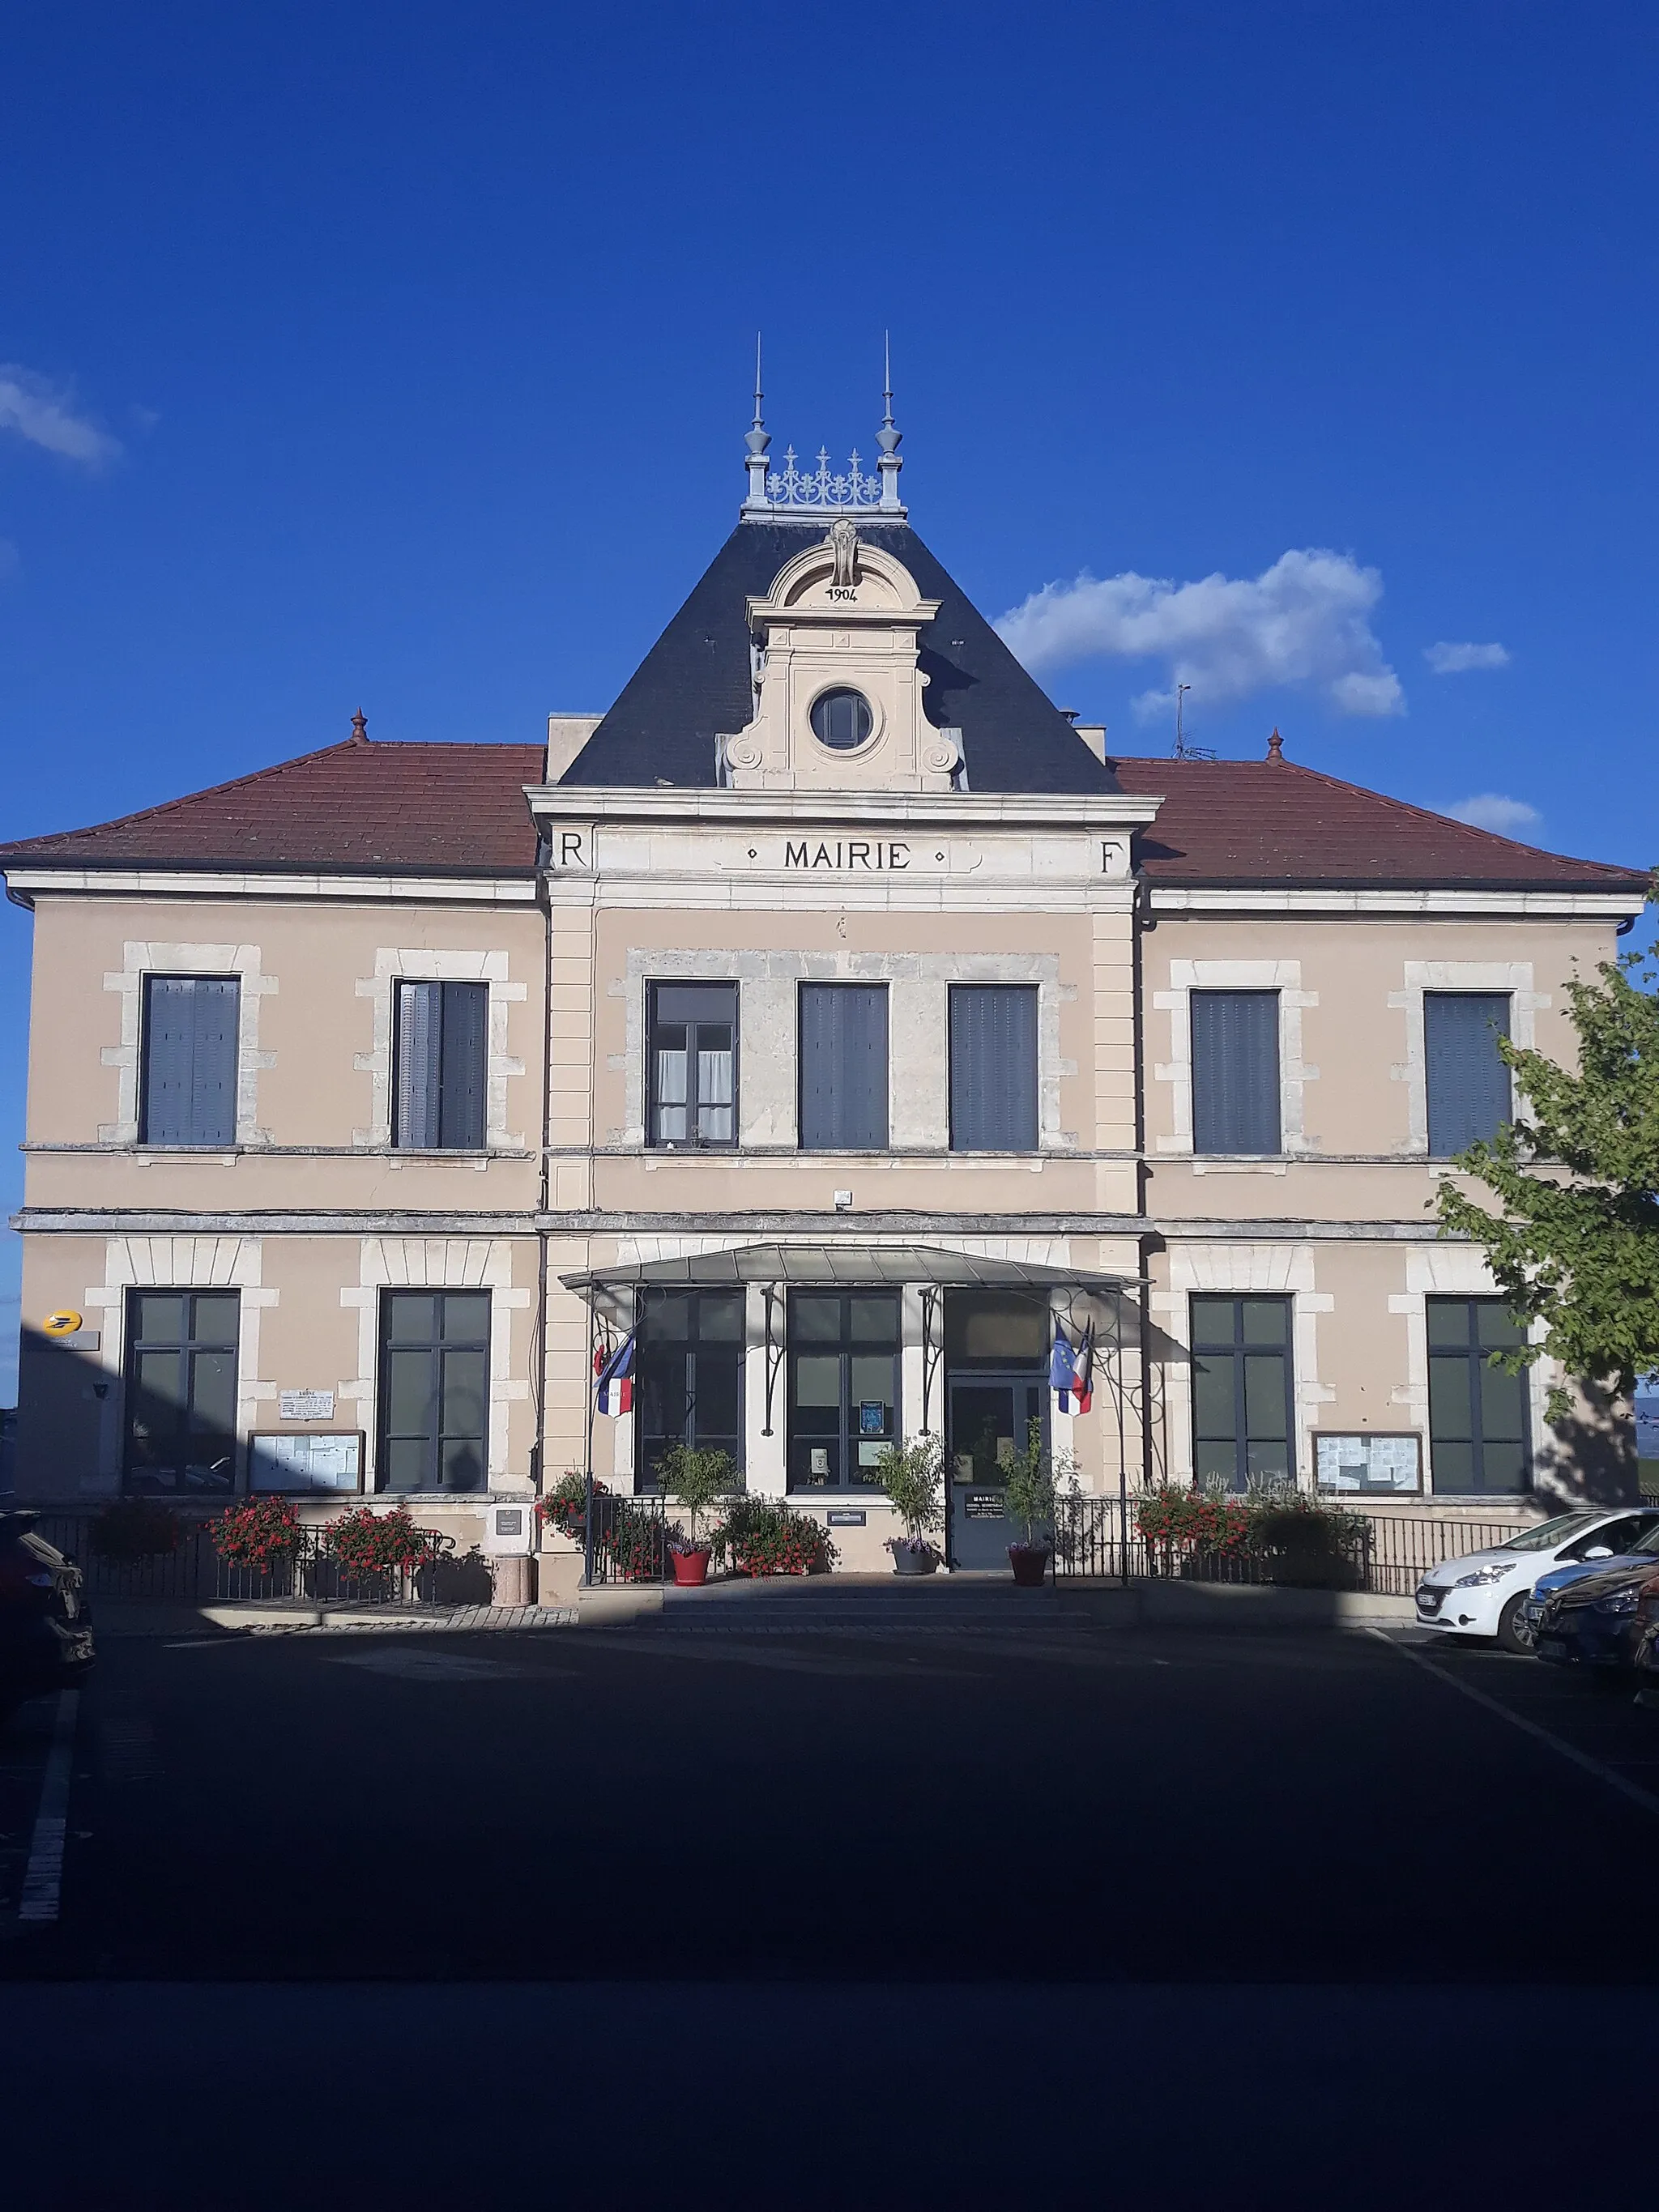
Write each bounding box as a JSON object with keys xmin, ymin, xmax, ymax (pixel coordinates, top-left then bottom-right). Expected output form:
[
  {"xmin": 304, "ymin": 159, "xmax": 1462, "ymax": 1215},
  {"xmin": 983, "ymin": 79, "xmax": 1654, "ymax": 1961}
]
[
  {"xmin": 671, "ymin": 1547, "xmax": 711, "ymax": 1587},
  {"xmin": 1008, "ymin": 1543, "xmax": 1051, "ymax": 1588}
]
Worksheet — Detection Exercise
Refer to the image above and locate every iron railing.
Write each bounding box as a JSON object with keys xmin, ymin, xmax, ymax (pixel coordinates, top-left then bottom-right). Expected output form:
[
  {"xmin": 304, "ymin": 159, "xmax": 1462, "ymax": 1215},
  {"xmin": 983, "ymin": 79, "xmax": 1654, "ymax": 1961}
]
[
  {"xmin": 1052, "ymin": 1496, "xmax": 1533, "ymax": 1594},
  {"xmin": 25, "ymin": 1512, "xmax": 493, "ymax": 1609},
  {"xmin": 581, "ymin": 1492, "xmax": 676, "ymax": 1587}
]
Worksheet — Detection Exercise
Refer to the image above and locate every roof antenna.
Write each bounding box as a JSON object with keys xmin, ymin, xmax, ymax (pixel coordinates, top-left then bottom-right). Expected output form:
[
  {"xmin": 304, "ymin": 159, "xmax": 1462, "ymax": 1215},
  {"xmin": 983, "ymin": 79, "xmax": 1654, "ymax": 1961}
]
[
  {"xmin": 1171, "ymin": 684, "xmax": 1214, "ymax": 762},
  {"xmin": 876, "ymin": 330, "xmax": 903, "ymax": 512}
]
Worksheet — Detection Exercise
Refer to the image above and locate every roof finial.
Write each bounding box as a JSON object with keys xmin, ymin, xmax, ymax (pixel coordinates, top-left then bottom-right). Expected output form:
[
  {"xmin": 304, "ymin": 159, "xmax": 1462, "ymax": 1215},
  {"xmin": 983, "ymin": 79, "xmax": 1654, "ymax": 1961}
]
[
  {"xmin": 876, "ymin": 330, "xmax": 902, "ymax": 510},
  {"xmin": 350, "ymin": 708, "xmax": 368, "ymax": 745},
  {"xmin": 1266, "ymin": 726, "xmax": 1284, "ymax": 763},
  {"xmin": 743, "ymin": 330, "xmax": 771, "ymax": 508}
]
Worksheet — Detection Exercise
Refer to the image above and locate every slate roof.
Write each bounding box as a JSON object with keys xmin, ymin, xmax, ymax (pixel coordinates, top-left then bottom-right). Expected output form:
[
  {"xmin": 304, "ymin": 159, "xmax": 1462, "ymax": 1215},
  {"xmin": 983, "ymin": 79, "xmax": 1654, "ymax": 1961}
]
[
  {"xmin": 1110, "ymin": 756, "xmax": 1648, "ymax": 893},
  {"xmin": 561, "ymin": 519, "xmax": 1121, "ymax": 796},
  {"xmin": 0, "ymin": 739, "xmax": 544, "ymax": 876}
]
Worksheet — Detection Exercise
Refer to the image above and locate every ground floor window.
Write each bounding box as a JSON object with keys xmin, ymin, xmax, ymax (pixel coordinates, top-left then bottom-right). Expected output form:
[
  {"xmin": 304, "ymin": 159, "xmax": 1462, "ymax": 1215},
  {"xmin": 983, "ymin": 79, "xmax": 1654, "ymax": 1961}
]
[
  {"xmin": 1427, "ymin": 1296, "xmax": 1530, "ymax": 1494},
  {"xmin": 787, "ymin": 1290, "xmax": 899, "ymax": 1492},
  {"xmin": 122, "ymin": 1289, "xmax": 240, "ymax": 1495},
  {"xmin": 1190, "ymin": 1294, "xmax": 1294, "ymax": 1493},
  {"xmin": 378, "ymin": 1290, "xmax": 490, "ymax": 1494},
  {"xmin": 635, "ymin": 1289, "xmax": 744, "ymax": 1490}
]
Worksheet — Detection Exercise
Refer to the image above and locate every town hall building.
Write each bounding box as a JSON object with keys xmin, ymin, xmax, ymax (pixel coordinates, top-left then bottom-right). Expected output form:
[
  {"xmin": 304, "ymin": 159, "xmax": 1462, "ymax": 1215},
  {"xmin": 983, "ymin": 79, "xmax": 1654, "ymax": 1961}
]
[{"xmin": 1, "ymin": 390, "xmax": 1647, "ymax": 1581}]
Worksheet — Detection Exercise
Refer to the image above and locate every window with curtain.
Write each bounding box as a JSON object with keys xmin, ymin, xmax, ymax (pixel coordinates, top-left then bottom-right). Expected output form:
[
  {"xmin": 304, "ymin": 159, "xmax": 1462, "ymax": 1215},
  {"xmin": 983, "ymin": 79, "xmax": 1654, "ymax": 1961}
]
[
  {"xmin": 647, "ymin": 982, "xmax": 737, "ymax": 1147},
  {"xmin": 1190, "ymin": 991, "xmax": 1281, "ymax": 1155},
  {"xmin": 377, "ymin": 1290, "xmax": 490, "ymax": 1494},
  {"xmin": 1424, "ymin": 993, "xmax": 1512, "ymax": 1157},
  {"xmin": 394, "ymin": 980, "xmax": 488, "ymax": 1149},
  {"xmin": 139, "ymin": 975, "xmax": 241, "ymax": 1146},
  {"xmin": 1427, "ymin": 1296, "xmax": 1530, "ymax": 1494},
  {"xmin": 799, "ymin": 983, "xmax": 888, "ymax": 1149},
  {"xmin": 949, "ymin": 985, "xmax": 1038, "ymax": 1151}
]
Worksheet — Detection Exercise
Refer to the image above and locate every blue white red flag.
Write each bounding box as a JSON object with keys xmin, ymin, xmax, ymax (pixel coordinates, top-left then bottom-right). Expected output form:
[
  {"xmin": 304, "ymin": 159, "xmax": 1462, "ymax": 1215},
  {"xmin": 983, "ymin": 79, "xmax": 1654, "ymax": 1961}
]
[
  {"xmin": 1069, "ymin": 1323, "xmax": 1094, "ymax": 1417},
  {"xmin": 1049, "ymin": 1325, "xmax": 1077, "ymax": 1403},
  {"xmin": 595, "ymin": 1331, "xmax": 635, "ymax": 1417}
]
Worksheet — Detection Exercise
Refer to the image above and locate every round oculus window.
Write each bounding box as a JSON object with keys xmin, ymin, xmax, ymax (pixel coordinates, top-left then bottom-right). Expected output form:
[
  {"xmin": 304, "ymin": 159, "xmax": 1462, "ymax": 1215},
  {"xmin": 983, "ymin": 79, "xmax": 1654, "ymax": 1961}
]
[{"xmin": 809, "ymin": 688, "xmax": 874, "ymax": 750}]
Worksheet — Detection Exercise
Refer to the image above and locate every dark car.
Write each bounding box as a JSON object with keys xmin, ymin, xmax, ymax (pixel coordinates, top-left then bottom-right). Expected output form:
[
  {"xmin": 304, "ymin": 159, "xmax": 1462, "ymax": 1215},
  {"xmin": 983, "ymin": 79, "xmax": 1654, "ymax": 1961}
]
[
  {"xmin": 1533, "ymin": 1544, "xmax": 1659, "ymax": 1676},
  {"xmin": 0, "ymin": 1511, "xmax": 95, "ymax": 1723}
]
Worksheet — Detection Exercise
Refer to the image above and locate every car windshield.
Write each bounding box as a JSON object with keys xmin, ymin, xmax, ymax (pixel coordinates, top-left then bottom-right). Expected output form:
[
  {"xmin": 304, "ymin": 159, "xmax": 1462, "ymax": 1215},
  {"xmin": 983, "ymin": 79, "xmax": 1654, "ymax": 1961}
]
[{"xmin": 1499, "ymin": 1514, "xmax": 1602, "ymax": 1554}]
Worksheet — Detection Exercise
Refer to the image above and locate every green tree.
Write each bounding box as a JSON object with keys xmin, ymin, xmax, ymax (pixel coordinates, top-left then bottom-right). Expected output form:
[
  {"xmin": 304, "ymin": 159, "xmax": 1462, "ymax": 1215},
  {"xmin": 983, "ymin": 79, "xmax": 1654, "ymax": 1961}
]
[{"xmin": 1435, "ymin": 932, "xmax": 1659, "ymax": 1420}]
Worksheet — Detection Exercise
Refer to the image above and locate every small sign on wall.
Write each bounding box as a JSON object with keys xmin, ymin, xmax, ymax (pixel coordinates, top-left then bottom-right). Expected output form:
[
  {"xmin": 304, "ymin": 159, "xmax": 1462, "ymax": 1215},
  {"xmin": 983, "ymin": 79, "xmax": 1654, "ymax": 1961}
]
[
  {"xmin": 827, "ymin": 1509, "xmax": 867, "ymax": 1528},
  {"xmin": 1315, "ymin": 1432, "xmax": 1422, "ymax": 1495},
  {"xmin": 279, "ymin": 1390, "xmax": 336, "ymax": 1421}
]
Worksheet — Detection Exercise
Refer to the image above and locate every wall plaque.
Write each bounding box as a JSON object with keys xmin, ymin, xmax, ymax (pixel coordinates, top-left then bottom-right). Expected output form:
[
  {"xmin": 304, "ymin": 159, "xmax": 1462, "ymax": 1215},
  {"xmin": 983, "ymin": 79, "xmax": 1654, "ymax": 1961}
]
[
  {"xmin": 279, "ymin": 1389, "xmax": 335, "ymax": 1421},
  {"xmin": 964, "ymin": 1494, "xmax": 1006, "ymax": 1519},
  {"xmin": 827, "ymin": 1510, "xmax": 867, "ymax": 1528}
]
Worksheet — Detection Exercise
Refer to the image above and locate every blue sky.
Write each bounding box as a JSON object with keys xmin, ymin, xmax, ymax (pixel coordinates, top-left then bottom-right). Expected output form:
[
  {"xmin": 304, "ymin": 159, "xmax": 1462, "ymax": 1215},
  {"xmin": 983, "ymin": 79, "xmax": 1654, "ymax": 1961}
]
[{"xmin": 2, "ymin": 1, "xmax": 1656, "ymax": 1396}]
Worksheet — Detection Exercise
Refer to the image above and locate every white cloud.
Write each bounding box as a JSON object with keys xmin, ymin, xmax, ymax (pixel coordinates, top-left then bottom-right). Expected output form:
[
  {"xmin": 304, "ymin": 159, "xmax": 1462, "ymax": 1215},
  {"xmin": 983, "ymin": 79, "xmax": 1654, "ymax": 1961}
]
[
  {"xmin": 997, "ymin": 548, "xmax": 1403, "ymax": 721},
  {"xmin": 1424, "ymin": 640, "xmax": 1510, "ymax": 674},
  {"xmin": 0, "ymin": 365, "xmax": 121, "ymax": 466},
  {"xmin": 1444, "ymin": 792, "xmax": 1541, "ymax": 836}
]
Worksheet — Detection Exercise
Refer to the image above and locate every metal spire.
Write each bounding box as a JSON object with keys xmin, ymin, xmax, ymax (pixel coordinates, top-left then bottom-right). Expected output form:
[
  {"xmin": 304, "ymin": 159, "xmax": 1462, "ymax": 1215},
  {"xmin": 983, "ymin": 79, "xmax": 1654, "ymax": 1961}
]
[{"xmin": 876, "ymin": 330, "xmax": 902, "ymax": 509}]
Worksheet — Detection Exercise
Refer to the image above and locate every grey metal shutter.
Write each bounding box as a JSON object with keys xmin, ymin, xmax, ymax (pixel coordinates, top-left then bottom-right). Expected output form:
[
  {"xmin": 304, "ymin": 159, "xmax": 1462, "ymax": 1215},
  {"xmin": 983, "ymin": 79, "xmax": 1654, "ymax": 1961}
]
[
  {"xmin": 440, "ymin": 982, "xmax": 488, "ymax": 1149},
  {"xmin": 395, "ymin": 982, "xmax": 442, "ymax": 1148},
  {"xmin": 800, "ymin": 985, "xmax": 888, "ymax": 1149},
  {"xmin": 949, "ymin": 986, "xmax": 1038, "ymax": 1151},
  {"xmin": 1425, "ymin": 993, "xmax": 1512, "ymax": 1156},
  {"xmin": 141, "ymin": 975, "xmax": 239, "ymax": 1144},
  {"xmin": 1191, "ymin": 991, "xmax": 1280, "ymax": 1154}
]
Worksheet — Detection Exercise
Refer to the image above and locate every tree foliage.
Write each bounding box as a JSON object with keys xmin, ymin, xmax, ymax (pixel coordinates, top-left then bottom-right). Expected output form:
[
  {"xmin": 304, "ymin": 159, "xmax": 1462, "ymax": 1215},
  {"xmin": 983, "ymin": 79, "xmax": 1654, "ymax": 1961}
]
[{"xmin": 1435, "ymin": 933, "xmax": 1659, "ymax": 1417}]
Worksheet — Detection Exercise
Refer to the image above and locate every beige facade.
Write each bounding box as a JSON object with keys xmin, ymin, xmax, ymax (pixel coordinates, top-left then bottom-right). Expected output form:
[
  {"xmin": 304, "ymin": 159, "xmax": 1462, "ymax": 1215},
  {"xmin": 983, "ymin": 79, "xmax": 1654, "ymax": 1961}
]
[{"xmin": 2, "ymin": 475, "xmax": 1647, "ymax": 1559}]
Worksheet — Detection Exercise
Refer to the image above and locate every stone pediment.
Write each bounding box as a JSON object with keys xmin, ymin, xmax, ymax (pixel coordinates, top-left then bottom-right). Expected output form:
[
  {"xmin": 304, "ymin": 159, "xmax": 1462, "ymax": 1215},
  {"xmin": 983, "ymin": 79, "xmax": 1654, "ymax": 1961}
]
[{"xmin": 721, "ymin": 528, "xmax": 957, "ymax": 793}]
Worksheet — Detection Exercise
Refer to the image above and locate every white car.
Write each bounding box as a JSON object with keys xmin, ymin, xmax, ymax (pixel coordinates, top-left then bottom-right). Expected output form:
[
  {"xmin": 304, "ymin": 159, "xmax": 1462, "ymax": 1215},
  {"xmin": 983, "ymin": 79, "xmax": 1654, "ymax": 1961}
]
[{"xmin": 1414, "ymin": 1507, "xmax": 1659, "ymax": 1653}]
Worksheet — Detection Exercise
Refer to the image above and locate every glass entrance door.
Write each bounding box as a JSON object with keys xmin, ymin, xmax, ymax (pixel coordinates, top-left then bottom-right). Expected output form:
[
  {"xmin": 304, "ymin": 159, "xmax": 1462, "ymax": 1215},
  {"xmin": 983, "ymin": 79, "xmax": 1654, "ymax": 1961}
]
[{"xmin": 946, "ymin": 1375, "xmax": 1047, "ymax": 1570}]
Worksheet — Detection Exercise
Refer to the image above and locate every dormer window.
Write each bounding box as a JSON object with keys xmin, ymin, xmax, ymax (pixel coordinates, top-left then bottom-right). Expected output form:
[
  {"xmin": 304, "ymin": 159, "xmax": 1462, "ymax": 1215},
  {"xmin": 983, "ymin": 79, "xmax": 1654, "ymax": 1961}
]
[{"xmin": 810, "ymin": 688, "xmax": 873, "ymax": 750}]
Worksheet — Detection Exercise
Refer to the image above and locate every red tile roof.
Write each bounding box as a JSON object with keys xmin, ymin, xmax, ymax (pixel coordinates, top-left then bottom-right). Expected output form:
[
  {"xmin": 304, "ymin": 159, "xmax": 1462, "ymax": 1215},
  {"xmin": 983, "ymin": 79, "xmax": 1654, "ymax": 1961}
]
[
  {"xmin": 0, "ymin": 736, "xmax": 1644, "ymax": 897},
  {"xmin": 0, "ymin": 739, "xmax": 545, "ymax": 876},
  {"xmin": 1109, "ymin": 756, "xmax": 1648, "ymax": 893}
]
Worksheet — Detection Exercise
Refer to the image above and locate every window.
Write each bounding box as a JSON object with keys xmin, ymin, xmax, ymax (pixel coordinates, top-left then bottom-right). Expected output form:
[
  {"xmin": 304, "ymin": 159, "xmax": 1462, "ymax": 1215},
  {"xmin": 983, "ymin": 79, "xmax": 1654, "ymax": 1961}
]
[
  {"xmin": 394, "ymin": 980, "xmax": 488, "ymax": 1149},
  {"xmin": 647, "ymin": 983, "xmax": 736, "ymax": 1148},
  {"xmin": 949, "ymin": 985, "xmax": 1038, "ymax": 1151},
  {"xmin": 1191, "ymin": 991, "xmax": 1280, "ymax": 1155},
  {"xmin": 378, "ymin": 1291, "xmax": 490, "ymax": 1494},
  {"xmin": 809, "ymin": 688, "xmax": 873, "ymax": 749},
  {"xmin": 139, "ymin": 975, "xmax": 240, "ymax": 1146},
  {"xmin": 1427, "ymin": 1296, "xmax": 1529, "ymax": 1494},
  {"xmin": 122, "ymin": 1290, "xmax": 240, "ymax": 1495},
  {"xmin": 799, "ymin": 984, "xmax": 888, "ymax": 1150},
  {"xmin": 1425, "ymin": 993, "xmax": 1512, "ymax": 1157},
  {"xmin": 1190, "ymin": 1295, "xmax": 1294, "ymax": 1494},
  {"xmin": 635, "ymin": 1290, "xmax": 745, "ymax": 1491},
  {"xmin": 788, "ymin": 1291, "xmax": 899, "ymax": 1492}
]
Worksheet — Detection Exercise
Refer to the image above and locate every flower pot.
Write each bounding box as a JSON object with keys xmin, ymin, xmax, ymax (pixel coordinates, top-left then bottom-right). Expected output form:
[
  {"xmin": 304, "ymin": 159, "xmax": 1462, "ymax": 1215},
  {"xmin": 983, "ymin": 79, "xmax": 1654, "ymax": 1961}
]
[
  {"xmin": 671, "ymin": 1547, "xmax": 711, "ymax": 1587},
  {"xmin": 1008, "ymin": 1543, "xmax": 1050, "ymax": 1588},
  {"xmin": 890, "ymin": 1542, "xmax": 938, "ymax": 1577}
]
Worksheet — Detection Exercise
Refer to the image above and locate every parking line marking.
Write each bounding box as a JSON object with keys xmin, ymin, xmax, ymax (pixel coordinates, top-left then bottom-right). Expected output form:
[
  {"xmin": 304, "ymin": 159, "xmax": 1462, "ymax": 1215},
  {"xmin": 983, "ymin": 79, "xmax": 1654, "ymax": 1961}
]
[
  {"xmin": 1370, "ymin": 1630, "xmax": 1659, "ymax": 1822},
  {"xmin": 17, "ymin": 1690, "xmax": 79, "ymax": 1925}
]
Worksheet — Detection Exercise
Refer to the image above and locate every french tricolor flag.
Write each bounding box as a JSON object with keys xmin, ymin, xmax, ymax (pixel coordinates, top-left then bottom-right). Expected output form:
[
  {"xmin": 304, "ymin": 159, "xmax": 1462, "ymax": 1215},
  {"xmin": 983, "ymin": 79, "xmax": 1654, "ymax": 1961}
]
[
  {"xmin": 594, "ymin": 1331, "xmax": 636, "ymax": 1417},
  {"xmin": 1050, "ymin": 1323, "xmax": 1094, "ymax": 1416}
]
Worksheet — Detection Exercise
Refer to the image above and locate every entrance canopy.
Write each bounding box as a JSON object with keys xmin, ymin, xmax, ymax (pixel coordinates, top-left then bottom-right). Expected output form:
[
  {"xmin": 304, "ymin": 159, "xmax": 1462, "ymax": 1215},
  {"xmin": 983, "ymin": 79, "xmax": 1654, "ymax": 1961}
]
[{"xmin": 559, "ymin": 1242, "xmax": 1129, "ymax": 1303}]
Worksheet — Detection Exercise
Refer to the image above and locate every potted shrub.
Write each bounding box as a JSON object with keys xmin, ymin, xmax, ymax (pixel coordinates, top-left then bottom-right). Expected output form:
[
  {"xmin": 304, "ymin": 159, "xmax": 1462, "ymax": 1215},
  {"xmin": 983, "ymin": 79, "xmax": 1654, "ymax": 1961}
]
[
  {"xmin": 714, "ymin": 1497, "xmax": 838, "ymax": 1578},
  {"xmin": 874, "ymin": 1433, "xmax": 945, "ymax": 1575},
  {"xmin": 1246, "ymin": 1493, "xmax": 1367, "ymax": 1591},
  {"xmin": 322, "ymin": 1503, "xmax": 437, "ymax": 1596},
  {"xmin": 1002, "ymin": 1419, "xmax": 1073, "ymax": 1588},
  {"xmin": 655, "ymin": 1443, "xmax": 739, "ymax": 1586},
  {"xmin": 88, "ymin": 1497, "xmax": 182, "ymax": 1562},
  {"xmin": 210, "ymin": 1496, "xmax": 302, "ymax": 1583},
  {"xmin": 535, "ymin": 1468, "xmax": 594, "ymax": 1544}
]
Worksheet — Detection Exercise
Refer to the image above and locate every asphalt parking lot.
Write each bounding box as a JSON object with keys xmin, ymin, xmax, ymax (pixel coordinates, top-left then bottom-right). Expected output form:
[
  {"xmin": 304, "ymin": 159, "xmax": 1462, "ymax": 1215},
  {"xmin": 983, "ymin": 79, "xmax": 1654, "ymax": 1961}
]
[{"xmin": 5, "ymin": 1603, "xmax": 1657, "ymax": 1982}]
